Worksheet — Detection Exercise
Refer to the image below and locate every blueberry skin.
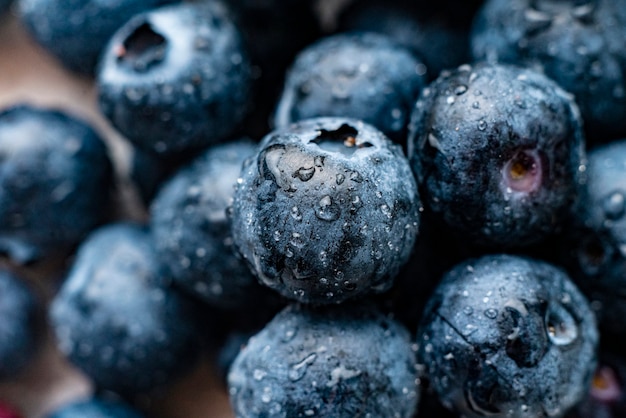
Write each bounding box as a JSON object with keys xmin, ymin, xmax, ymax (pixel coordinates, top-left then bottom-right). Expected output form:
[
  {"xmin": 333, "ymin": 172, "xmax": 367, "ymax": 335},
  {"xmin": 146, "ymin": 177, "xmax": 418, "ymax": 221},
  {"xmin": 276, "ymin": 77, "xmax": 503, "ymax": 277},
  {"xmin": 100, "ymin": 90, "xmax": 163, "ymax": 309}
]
[
  {"xmin": 231, "ymin": 117, "xmax": 421, "ymax": 304},
  {"xmin": 0, "ymin": 105, "xmax": 113, "ymax": 264},
  {"xmin": 563, "ymin": 140, "xmax": 626, "ymax": 335},
  {"xmin": 97, "ymin": 2, "xmax": 252, "ymax": 156},
  {"xmin": 338, "ymin": 0, "xmax": 470, "ymax": 81},
  {"xmin": 471, "ymin": 0, "xmax": 626, "ymax": 142},
  {"xmin": 228, "ymin": 303, "xmax": 420, "ymax": 418},
  {"xmin": 0, "ymin": 269, "xmax": 38, "ymax": 379},
  {"xmin": 566, "ymin": 351, "xmax": 626, "ymax": 418},
  {"xmin": 46, "ymin": 397, "xmax": 144, "ymax": 418},
  {"xmin": 274, "ymin": 32, "xmax": 427, "ymax": 145},
  {"xmin": 408, "ymin": 63, "xmax": 586, "ymax": 248},
  {"xmin": 50, "ymin": 223, "xmax": 201, "ymax": 397},
  {"xmin": 19, "ymin": 0, "xmax": 177, "ymax": 75},
  {"xmin": 151, "ymin": 140, "xmax": 279, "ymax": 309},
  {"xmin": 417, "ymin": 254, "xmax": 598, "ymax": 418}
]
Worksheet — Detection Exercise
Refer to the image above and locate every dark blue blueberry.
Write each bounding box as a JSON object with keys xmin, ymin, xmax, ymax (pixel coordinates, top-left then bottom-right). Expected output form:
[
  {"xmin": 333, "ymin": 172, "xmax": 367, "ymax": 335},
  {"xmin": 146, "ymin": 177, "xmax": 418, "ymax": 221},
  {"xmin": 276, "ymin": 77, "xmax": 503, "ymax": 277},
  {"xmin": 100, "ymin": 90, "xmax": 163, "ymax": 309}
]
[
  {"xmin": 562, "ymin": 140, "xmax": 626, "ymax": 336},
  {"xmin": 471, "ymin": 0, "xmax": 626, "ymax": 142},
  {"xmin": 417, "ymin": 254, "xmax": 598, "ymax": 418},
  {"xmin": 50, "ymin": 223, "xmax": 201, "ymax": 397},
  {"xmin": 18, "ymin": 0, "xmax": 177, "ymax": 75},
  {"xmin": 408, "ymin": 63, "xmax": 586, "ymax": 248},
  {"xmin": 0, "ymin": 269, "xmax": 39, "ymax": 380},
  {"xmin": 566, "ymin": 351, "xmax": 626, "ymax": 418},
  {"xmin": 0, "ymin": 105, "xmax": 113, "ymax": 264},
  {"xmin": 228, "ymin": 303, "xmax": 420, "ymax": 418},
  {"xmin": 231, "ymin": 117, "xmax": 421, "ymax": 304},
  {"xmin": 151, "ymin": 139, "xmax": 281, "ymax": 309},
  {"xmin": 337, "ymin": 0, "xmax": 470, "ymax": 80},
  {"xmin": 46, "ymin": 397, "xmax": 144, "ymax": 418},
  {"xmin": 274, "ymin": 32, "xmax": 427, "ymax": 144},
  {"xmin": 97, "ymin": 2, "xmax": 252, "ymax": 156}
]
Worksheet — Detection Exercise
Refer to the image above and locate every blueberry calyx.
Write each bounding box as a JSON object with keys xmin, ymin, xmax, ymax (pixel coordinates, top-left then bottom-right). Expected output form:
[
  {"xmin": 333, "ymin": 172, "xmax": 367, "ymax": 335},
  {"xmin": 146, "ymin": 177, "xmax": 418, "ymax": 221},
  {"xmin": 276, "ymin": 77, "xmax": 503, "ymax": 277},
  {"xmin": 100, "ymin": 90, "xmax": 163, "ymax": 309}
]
[
  {"xmin": 502, "ymin": 149, "xmax": 542, "ymax": 193},
  {"xmin": 311, "ymin": 123, "xmax": 373, "ymax": 156},
  {"xmin": 116, "ymin": 22, "xmax": 167, "ymax": 72}
]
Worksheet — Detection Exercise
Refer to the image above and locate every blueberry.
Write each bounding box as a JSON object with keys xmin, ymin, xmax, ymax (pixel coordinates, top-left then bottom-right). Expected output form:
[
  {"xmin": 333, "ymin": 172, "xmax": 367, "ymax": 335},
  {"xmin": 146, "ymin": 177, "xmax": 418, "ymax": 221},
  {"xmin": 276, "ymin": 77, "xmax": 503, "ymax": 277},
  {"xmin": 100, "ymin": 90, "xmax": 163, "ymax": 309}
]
[
  {"xmin": 97, "ymin": 2, "xmax": 252, "ymax": 156},
  {"xmin": 417, "ymin": 254, "xmax": 598, "ymax": 418},
  {"xmin": 0, "ymin": 105, "xmax": 113, "ymax": 264},
  {"xmin": 46, "ymin": 397, "xmax": 144, "ymax": 418},
  {"xmin": 274, "ymin": 32, "xmax": 427, "ymax": 144},
  {"xmin": 50, "ymin": 223, "xmax": 201, "ymax": 397},
  {"xmin": 230, "ymin": 117, "xmax": 421, "ymax": 304},
  {"xmin": 562, "ymin": 140, "xmax": 626, "ymax": 335},
  {"xmin": 566, "ymin": 351, "xmax": 626, "ymax": 418},
  {"xmin": 19, "ymin": 0, "xmax": 177, "ymax": 75},
  {"xmin": 471, "ymin": 0, "xmax": 626, "ymax": 142},
  {"xmin": 0, "ymin": 269, "xmax": 39, "ymax": 380},
  {"xmin": 408, "ymin": 63, "xmax": 586, "ymax": 248},
  {"xmin": 151, "ymin": 139, "xmax": 281, "ymax": 309},
  {"xmin": 337, "ymin": 0, "xmax": 470, "ymax": 80},
  {"xmin": 228, "ymin": 303, "xmax": 420, "ymax": 418}
]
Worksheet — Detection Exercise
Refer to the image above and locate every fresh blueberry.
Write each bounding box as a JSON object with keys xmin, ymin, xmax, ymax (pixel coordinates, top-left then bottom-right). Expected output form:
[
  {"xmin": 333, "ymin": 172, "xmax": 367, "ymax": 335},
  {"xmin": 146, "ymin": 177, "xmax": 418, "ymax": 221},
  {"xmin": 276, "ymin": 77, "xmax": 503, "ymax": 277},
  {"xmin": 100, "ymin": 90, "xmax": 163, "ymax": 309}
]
[
  {"xmin": 230, "ymin": 117, "xmax": 421, "ymax": 304},
  {"xmin": 228, "ymin": 303, "xmax": 420, "ymax": 418},
  {"xmin": 337, "ymin": 0, "xmax": 470, "ymax": 80},
  {"xmin": 408, "ymin": 62, "xmax": 586, "ymax": 248},
  {"xmin": 97, "ymin": 2, "xmax": 252, "ymax": 156},
  {"xmin": 0, "ymin": 269, "xmax": 39, "ymax": 380},
  {"xmin": 46, "ymin": 397, "xmax": 144, "ymax": 418},
  {"xmin": 151, "ymin": 139, "xmax": 282, "ymax": 309},
  {"xmin": 417, "ymin": 254, "xmax": 598, "ymax": 418},
  {"xmin": 566, "ymin": 351, "xmax": 626, "ymax": 418},
  {"xmin": 50, "ymin": 223, "xmax": 201, "ymax": 397},
  {"xmin": 562, "ymin": 140, "xmax": 626, "ymax": 335},
  {"xmin": 471, "ymin": 0, "xmax": 626, "ymax": 142},
  {"xmin": 0, "ymin": 105, "xmax": 113, "ymax": 264},
  {"xmin": 274, "ymin": 32, "xmax": 427, "ymax": 145},
  {"xmin": 18, "ymin": 0, "xmax": 177, "ymax": 75}
]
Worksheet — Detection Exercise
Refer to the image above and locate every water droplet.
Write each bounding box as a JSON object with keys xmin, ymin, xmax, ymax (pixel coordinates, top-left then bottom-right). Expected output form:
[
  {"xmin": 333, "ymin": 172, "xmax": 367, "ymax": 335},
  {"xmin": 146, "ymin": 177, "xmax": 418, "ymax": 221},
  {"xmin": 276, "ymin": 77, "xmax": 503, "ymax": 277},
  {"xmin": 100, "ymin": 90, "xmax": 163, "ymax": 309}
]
[
  {"xmin": 484, "ymin": 308, "xmax": 498, "ymax": 319},
  {"xmin": 349, "ymin": 171, "xmax": 362, "ymax": 182},
  {"xmin": 380, "ymin": 204, "xmax": 393, "ymax": 219},
  {"xmin": 463, "ymin": 306, "xmax": 474, "ymax": 315},
  {"xmin": 478, "ymin": 119, "xmax": 487, "ymax": 131},
  {"xmin": 603, "ymin": 191, "xmax": 625, "ymax": 220},
  {"xmin": 261, "ymin": 386, "xmax": 273, "ymax": 403},
  {"xmin": 315, "ymin": 195, "xmax": 341, "ymax": 221},
  {"xmin": 291, "ymin": 206, "xmax": 302, "ymax": 221},
  {"xmin": 314, "ymin": 156, "xmax": 325, "ymax": 168},
  {"xmin": 273, "ymin": 230, "xmax": 281, "ymax": 242},
  {"xmin": 336, "ymin": 173, "xmax": 345, "ymax": 185},
  {"xmin": 454, "ymin": 85, "xmax": 468, "ymax": 95},
  {"xmin": 472, "ymin": 101, "xmax": 480, "ymax": 109},
  {"xmin": 254, "ymin": 369, "xmax": 267, "ymax": 381},
  {"xmin": 546, "ymin": 304, "xmax": 578, "ymax": 346},
  {"xmin": 446, "ymin": 96, "xmax": 455, "ymax": 105},
  {"xmin": 293, "ymin": 166, "xmax": 315, "ymax": 182}
]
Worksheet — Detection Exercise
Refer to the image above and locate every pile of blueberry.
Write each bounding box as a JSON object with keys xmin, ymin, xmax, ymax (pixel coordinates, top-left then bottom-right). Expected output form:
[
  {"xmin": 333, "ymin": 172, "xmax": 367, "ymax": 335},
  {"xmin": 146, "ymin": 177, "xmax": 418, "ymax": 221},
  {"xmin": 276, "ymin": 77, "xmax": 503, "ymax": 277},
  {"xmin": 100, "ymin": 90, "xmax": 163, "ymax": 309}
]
[{"xmin": 2, "ymin": 0, "xmax": 626, "ymax": 417}]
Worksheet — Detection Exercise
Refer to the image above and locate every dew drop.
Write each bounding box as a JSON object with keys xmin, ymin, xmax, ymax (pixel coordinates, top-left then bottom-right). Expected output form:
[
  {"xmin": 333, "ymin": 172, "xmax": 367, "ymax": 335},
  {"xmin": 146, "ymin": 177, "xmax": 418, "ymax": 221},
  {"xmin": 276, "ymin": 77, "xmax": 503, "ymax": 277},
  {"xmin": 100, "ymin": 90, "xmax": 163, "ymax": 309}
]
[
  {"xmin": 315, "ymin": 195, "xmax": 341, "ymax": 221},
  {"xmin": 478, "ymin": 119, "xmax": 487, "ymax": 131},
  {"xmin": 484, "ymin": 308, "xmax": 498, "ymax": 319},
  {"xmin": 294, "ymin": 166, "xmax": 315, "ymax": 182}
]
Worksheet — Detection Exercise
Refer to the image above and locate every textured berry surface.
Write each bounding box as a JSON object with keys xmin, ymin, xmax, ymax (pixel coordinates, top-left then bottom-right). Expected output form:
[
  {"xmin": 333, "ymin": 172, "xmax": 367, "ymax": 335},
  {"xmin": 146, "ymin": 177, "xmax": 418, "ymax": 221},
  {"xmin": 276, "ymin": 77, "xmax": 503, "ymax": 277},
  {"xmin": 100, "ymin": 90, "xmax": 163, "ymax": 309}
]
[
  {"xmin": 274, "ymin": 32, "xmax": 427, "ymax": 144},
  {"xmin": 408, "ymin": 62, "xmax": 586, "ymax": 247},
  {"xmin": 0, "ymin": 269, "xmax": 38, "ymax": 380},
  {"xmin": 417, "ymin": 254, "xmax": 598, "ymax": 418},
  {"xmin": 151, "ymin": 139, "xmax": 280, "ymax": 309},
  {"xmin": 50, "ymin": 223, "xmax": 201, "ymax": 397},
  {"xmin": 19, "ymin": 0, "xmax": 177, "ymax": 74},
  {"xmin": 231, "ymin": 117, "xmax": 421, "ymax": 304},
  {"xmin": 228, "ymin": 303, "xmax": 419, "ymax": 418},
  {"xmin": 97, "ymin": 2, "xmax": 252, "ymax": 156},
  {"xmin": 0, "ymin": 105, "xmax": 113, "ymax": 264},
  {"xmin": 563, "ymin": 139, "xmax": 626, "ymax": 335},
  {"xmin": 471, "ymin": 0, "xmax": 626, "ymax": 142}
]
